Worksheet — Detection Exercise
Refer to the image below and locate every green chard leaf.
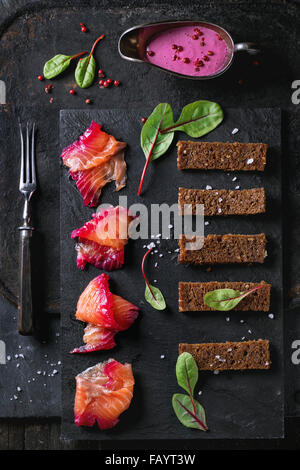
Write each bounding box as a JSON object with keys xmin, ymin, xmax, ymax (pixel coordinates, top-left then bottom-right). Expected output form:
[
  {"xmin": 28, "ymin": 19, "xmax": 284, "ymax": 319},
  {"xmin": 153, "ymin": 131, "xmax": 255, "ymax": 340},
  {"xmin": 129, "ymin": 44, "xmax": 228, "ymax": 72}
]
[
  {"xmin": 145, "ymin": 284, "xmax": 166, "ymax": 311},
  {"xmin": 75, "ymin": 34, "xmax": 104, "ymax": 89},
  {"xmin": 175, "ymin": 352, "xmax": 198, "ymax": 395},
  {"xmin": 138, "ymin": 100, "xmax": 223, "ymax": 196},
  {"xmin": 172, "ymin": 353, "xmax": 208, "ymax": 431},
  {"xmin": 43, "ymin": 52, "xmax": 87, "ymax": 79},
  {"xmin": 75, "ymin": 54, "xmax": 96, "ymax": 88},
  {"xmin": 172, "ymin": 393, "xmax": 207, "ymax": 431},
  {"xmin": 161, "ymin": 100, "xmax": 223, "ymax": 137},
  {"xmin": 204, "ymin": 284, "xmax": 265, "ymax": 311},
  {"xmin": 141, "ymin": 103, "xmax": 174, "ymax": 161}
]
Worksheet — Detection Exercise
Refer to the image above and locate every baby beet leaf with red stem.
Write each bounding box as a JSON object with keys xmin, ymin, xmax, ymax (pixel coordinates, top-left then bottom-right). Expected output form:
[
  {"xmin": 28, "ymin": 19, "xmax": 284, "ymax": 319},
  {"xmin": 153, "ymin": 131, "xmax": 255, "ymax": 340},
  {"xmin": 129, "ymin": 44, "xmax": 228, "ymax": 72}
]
[
  {"xmin": 43, "ymin": 51, "xmax": 88, "ymax": 79},
  {"xmin": 204, "ymin": 284, "xmax": 265, "ymax": 311},
  {"xmin": 142, "ymin": 248, "xmax": 166, "ymax": 310},
  {"xmin": 160, "ymin": 100, "xmax": 223, "ymax": 138},
  {"xmin": 138, "ymin": 103, "xmax": 174, "ymax": 196},
  {"xmin": 75, "ymin": 34, "xmax": 105, "ymax": 88},
  {"xmin": 172, "ymin": 352, "xmax": 208, "ymax": 431}
]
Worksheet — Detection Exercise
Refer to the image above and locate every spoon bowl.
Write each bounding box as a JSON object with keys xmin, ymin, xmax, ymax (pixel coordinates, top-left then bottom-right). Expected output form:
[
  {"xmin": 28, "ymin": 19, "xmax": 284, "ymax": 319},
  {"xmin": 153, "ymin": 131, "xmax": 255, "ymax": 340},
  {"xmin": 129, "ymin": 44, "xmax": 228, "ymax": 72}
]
[{"xmin": 118, "ymin": 20, "xmax": 258, "ymax": 80}]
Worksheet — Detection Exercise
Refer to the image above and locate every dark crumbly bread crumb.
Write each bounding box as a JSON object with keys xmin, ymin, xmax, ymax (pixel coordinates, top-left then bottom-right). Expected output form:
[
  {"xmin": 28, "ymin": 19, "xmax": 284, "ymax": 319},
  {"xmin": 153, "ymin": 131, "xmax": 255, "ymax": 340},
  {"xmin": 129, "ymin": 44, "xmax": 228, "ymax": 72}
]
[
  {"xmin": 177, "ymin": 141, "xmax": 267, "ymax": 171},
  {"xmin": 179, "ymin": 340, "xmax": 271, "ymax": 370},
  {"xmin": 178, "ymin": 234, "xmax": 267, "ymax": 265},
  {"xmin": 179, "ymin": 281, "xmax": 271, "ymax": 312},
  {"xmin": 178, "ymin": 187, "xmax": 266, "ymax": 216}
]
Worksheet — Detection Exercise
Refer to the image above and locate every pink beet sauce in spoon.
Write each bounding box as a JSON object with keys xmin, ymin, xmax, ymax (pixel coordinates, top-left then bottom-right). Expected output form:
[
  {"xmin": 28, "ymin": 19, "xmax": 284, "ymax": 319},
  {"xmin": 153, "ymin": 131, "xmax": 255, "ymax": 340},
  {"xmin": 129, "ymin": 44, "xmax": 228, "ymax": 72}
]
[{"xmin": 145, "ymin": 25, "xmax": 228, "ymax": 77}]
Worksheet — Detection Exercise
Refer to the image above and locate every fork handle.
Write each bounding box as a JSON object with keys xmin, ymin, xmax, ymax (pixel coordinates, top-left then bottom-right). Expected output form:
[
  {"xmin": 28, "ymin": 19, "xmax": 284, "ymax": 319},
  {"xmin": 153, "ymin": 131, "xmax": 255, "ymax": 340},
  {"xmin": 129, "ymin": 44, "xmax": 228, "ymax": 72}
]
[{"xmin": 18, "ymin": 228, "xmax": 34, "ymax": 335}]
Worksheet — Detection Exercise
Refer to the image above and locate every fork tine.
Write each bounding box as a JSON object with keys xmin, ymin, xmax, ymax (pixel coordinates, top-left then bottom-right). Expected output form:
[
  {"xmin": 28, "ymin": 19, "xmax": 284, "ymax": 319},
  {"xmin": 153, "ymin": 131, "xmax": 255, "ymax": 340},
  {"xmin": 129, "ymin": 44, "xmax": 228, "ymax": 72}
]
[
  {"xmin": 31, "ymin": 122, "xmax": 36, "ymax": 184},
  {"xmin": 26, "ymin": 122, "xmax": 30, "ymax": 183},
  {"xmin": 19, "ymin": 122, "xmax": 24, "ymax": 188}
]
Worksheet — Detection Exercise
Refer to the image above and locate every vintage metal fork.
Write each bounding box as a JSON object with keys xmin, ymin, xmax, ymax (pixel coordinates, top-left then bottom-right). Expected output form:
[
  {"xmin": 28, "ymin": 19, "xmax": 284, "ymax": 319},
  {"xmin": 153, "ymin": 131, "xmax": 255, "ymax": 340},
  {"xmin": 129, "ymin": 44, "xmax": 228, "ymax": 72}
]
[{"xmin": 18, "ymin": 121, "xmax": 36, "ymax": 335}]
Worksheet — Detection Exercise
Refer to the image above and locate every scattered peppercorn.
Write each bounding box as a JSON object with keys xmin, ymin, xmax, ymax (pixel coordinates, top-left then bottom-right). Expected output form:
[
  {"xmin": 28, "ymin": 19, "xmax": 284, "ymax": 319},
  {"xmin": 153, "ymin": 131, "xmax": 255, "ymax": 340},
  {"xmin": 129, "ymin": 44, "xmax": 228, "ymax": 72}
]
[
  {"xmin": 203, "ymin": 55, "xmax": 209, "ymax": 62},
  {"xmin": 141, "ymin": 117, "xmax": 147, "ymax": 124},
  {"xmin": 69, "ymin": 89, "xmax": 75, "ymax": 95},
  {"xmin": 99, "ymin": 79, "xmax": 104, "ymax": 86},
  {"xmin": 200, "ymin": 41, "xmax": 205, "ymax": 46},
  {"xmin": 80, "ymin": 23, "xmax": 87, "ymax": 32},
  {"xmin": 44, "ymin": 84, "xmax": 53, "ymax": 93},
  {"xmin": 177, "ymin": 45, "xmax": 183, "ymax": 52},
  {"xmin": 207, "ymin": 51, "xmax": 214, "ymax": 56},
  {"xmin": 103, "ymin": 80, "xmax": 110, "ymax": 88},
  {"xmin": 192, "ymin": 34, "xmax": 199, "ymax": 40},
  {"xmin": 147, "ymin": 50, "xmax": 155, "ymax": 56},
  {"xmin": 172, "ymin": 44, "xmax": 177, "ymax": 50},
  {"xmin": 106, "ymin": 78, "xmax": 112, "ymax": 84},
  {"xmin": 49, "ymin": 97, "xmax": 54, "ymax": 104},
  {"xmin": 98, "ymin": 69, "xmax": 105, "ymax": 78},
  {"xmin": 38, "ymin": 75, "xmax": 44, "ymax": 81},
  {"xmin": 183, "ymin": 57, "xmax": 190, "ymax": 63},
  {"xmin": 85, "ymin": 98, "xmax": 91, "ymax": 104},
  {"xmin": 217, "ymin": 34, "xmax": 223, "ymax": 41},
  {"xmin": 114, "ymin": 80, "xmax": 120, "ymax": 87}
]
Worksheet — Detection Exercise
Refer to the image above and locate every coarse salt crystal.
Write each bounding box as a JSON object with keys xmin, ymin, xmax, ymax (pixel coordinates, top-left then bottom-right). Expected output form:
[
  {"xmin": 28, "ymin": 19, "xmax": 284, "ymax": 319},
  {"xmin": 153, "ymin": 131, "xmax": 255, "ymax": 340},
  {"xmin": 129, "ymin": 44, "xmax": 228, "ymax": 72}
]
[
  {"xmin": 235, "ymin": 185, "xmax": 240, "ymax": 189},
  {"xmin": 232, "ymin": 176, "xmax": 237, "ymax": 182},
  {"xmin": 231, "ymin": 128, "xmax": 239, "ymax": 135},
  {"xmin": 198, "ymin": 390, "xmax": 202, "ymax": 396},
  {"xmin": 168, "ymin": 224, "xmax": 173, "ymax": 229},
  {"xmin": 147, "ymin": 242, "xmax": 155, "ymax": 249},
  {"xmin": 218, "ymin": 208, "xmax": 222, "ymax": 213},
  {"xmin": 7, "ymin": 355, "xmax": 11, "ymax": 361},
  {"xmin": 206, "ymin": 185, "xmax": 212, "ymax": 190},
  {"xmin": 159, "ymin": 254, "xmax": 163, "ymax": 258},
  {"xmin": 17, "ymin": 387, "xmax": 22, "ymax": 392},
  {"xmin": 240, "ymin": 319, "xmax": 244, "ymax": 324},
  {"xmin": 226, "ymin": 317, "xmax": 230, "ymax": 322},
  {"xmin": 247, "ymin": 158, "xmax": 254, "ymax": 164},
  {"xmin": 160, "ymin": 355, "xmax": 165, "ymax": 359},
  {"xmin": 204, "ymin": 221, "xmax": 209, "ymax": 226},
  {"xmin": 218, "ymin": 197, "xmax": 223, "ymax": 203},
  {"xmin": 213, "ymin": 370, "xmax": 220, "ymax": 375},
  {"xmin": 268, "ymin": 313, "xmax": 274, "ymax": 319},
  {"xmin": 52, "ymin": 369, "xmax": 58, "ymax": 375}
]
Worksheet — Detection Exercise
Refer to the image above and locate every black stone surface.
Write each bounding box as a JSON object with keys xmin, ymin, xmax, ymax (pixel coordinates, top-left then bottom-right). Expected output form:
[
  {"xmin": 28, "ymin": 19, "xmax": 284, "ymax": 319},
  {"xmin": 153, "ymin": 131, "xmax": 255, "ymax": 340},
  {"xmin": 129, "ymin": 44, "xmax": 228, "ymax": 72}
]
[
  {"xmin": 0, "ymin": 296, "xmax": 61, "ymax": 418},
  {"xmin": 0, "ymin": 0, "xmax": 299, "ymax": 427},
  {"xmin": 60, "ymin": 107, "xmax": 283, "ymax": 440}
]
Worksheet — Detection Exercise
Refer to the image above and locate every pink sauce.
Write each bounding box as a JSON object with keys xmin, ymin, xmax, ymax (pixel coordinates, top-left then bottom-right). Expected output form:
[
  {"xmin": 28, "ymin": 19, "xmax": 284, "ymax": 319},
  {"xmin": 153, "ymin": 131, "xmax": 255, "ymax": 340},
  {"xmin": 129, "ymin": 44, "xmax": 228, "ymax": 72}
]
[{"xmin": 145, "ymin": 25, "xmax": 228, "ymax": 77}]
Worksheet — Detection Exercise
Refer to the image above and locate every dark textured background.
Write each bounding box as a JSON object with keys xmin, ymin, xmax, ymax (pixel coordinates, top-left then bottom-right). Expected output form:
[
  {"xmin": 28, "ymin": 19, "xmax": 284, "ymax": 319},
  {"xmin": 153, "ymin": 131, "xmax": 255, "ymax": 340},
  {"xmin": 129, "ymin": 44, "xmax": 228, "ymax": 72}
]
[{"xmin": 0, "ymin": 0, "xmax": 300, "ymax": 449}]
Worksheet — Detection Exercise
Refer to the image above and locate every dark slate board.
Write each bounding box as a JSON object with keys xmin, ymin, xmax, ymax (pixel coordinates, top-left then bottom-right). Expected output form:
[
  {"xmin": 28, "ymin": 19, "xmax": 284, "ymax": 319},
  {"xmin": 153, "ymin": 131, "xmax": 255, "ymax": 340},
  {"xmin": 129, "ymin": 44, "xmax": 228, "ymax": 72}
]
[
  {"xmin": 0, "ymin": 296, "xmax": 61, "ymax": 418},
  {"xmin": 60, "ymin": 107, "xmax": 284, "ymax": 440}
]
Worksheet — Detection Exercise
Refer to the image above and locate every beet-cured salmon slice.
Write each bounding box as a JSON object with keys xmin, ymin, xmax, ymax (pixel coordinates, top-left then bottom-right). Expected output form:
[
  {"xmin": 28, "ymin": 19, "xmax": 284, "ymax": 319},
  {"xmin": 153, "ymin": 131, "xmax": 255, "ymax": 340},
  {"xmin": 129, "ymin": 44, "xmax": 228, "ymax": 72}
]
[
  {"xmin": 74, "ymin": 359, "xmax": 134, "ymax": 429},
  {"xmin": 75, "ymin": 273, "xmax": 139, "ymax": 330},
  {"xmin": 75, "ymin": 238, "xmax": 124, "ymax": 271},
  {"xmin": 69, "ymin": 150, "xmax": 127, "ymax": 207},
  {"xmin": 71, "ymin": 324, "xmax": 117, "ymax": 353},
  {"xmin": 71, "ymin": 206, "xmax": 133, "ymax": 251},
  {"xmin": 61, "ymin": 121, "xmax": 126, "ymax": 172}
]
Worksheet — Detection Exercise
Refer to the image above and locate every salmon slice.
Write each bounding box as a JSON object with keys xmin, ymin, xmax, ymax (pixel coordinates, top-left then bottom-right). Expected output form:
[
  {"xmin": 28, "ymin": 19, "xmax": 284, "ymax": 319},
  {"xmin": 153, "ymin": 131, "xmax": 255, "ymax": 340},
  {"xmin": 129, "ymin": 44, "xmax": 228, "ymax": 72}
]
[
  {"xmin": 75, "ymin": 238, "xmax": 124, "ymax": 271},
  {"xmin": 74, "ymin": 359, "xmax": 134, "ymax": 429},
  {"xmin": 61, "ymin": 121, "xmax": 126, "ymax": 172},
  {"xmin": 69, "ymin": 150, "xmax": 127, "ymax": 207},
  {"xmin": 73, "ymin": 273, "xmax": 139, "ymax": 353},
  {"xmin": 71, "ymin": 324, "xmax": 117, "ymax": 353},
  {"xmin": 75, "ymin": 273, "xmax": 139, "ymax": 329},
  {"xmin": 71, "ymin": 206, "xmax": 133, "ymax": 251}
]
